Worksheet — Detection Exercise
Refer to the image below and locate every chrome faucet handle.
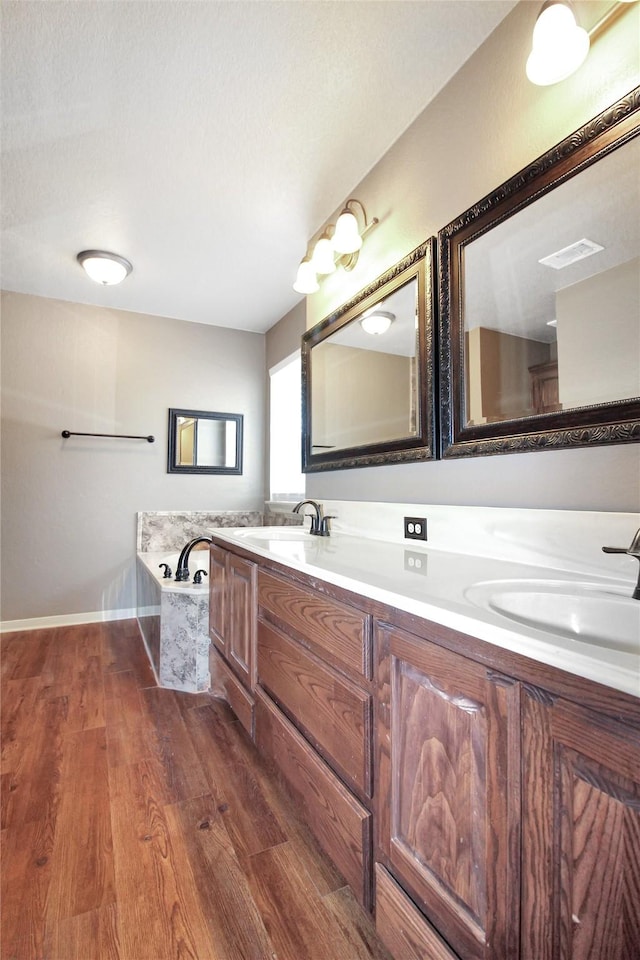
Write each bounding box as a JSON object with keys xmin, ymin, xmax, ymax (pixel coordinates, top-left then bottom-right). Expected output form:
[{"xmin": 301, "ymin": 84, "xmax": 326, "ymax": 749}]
[
  {"xmin": 603, "ymin": 527, "xmax": 640, "ymax": 599},
  {"xmin": 317, "ymin": 515, "xmax": 336, "ymax": 537},
  {"xmin": 602, "ymin": 527, "xmax": 640, "ymax": 558}
]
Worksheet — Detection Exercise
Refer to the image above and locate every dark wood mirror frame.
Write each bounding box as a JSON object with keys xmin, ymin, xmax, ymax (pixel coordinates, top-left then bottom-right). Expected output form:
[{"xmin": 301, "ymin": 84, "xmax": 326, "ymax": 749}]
[
  {"xmin": 302, "ymin": 239, "xmax": 437, "ymax": 472},
  {"xmin": 167, "ymin": 408, "xmax": 243, "ymax": 475},
  {"xmin": 438, "ymin": 86, "xmax": 640, "ymax": 459}
]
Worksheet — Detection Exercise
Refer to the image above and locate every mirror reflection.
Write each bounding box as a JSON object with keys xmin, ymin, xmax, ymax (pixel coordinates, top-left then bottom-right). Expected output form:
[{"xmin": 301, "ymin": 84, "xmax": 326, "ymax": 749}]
[
  {"xmin": 167, "ymin": 408, "xmax": 243, "ymax": 474},
  {"xmin": 463, "ymin": 137, "xmax": 639, "ymax": 426},
  {"xmin": 302, "ymin": 240, "xmax": 436, "ymax": 472},
  {"xmin": 310, "ymin": 278, "xmax": 419, "ymax": 452},
  {"xmin": 438, "ymin": 88, "xmax": 640, "ymax": 458}
]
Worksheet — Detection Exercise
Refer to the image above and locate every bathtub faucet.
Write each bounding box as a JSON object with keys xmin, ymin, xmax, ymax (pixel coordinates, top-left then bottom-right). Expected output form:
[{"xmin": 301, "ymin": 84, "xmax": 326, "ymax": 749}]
[{"xmin": 174, "ymin": 536, "xmax": 214, "ymax": 581}]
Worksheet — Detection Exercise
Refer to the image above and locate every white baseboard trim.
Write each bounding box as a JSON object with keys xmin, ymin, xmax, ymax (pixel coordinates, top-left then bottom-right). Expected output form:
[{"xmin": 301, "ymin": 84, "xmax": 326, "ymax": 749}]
[{"xmin": 0, "ymin": 608, "xmax": 137, "ymax": 634}]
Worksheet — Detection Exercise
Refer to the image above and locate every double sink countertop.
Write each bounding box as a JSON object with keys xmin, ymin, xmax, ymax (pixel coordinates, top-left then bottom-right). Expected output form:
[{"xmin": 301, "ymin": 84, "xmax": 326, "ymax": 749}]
[{"xmin": 209, "ymin": 525, "xmax": 640, "ymax": 700}]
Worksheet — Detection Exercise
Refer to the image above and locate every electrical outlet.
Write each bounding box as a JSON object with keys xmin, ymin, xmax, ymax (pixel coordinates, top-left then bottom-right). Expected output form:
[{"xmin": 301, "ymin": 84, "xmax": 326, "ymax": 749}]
[
  {"xmin": 404, "ymin": 516, "xmax": 427, "ymax": 540},
  {"xmin": 404, "ymin": 550, "xmax": 428, "ymax": 575}
]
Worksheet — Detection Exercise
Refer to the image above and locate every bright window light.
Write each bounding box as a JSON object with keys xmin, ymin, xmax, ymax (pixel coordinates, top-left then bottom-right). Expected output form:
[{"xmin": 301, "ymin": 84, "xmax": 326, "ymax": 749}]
[{"xmin": 269, "ymin": 352, "xmax": 304, "ymax": 501}]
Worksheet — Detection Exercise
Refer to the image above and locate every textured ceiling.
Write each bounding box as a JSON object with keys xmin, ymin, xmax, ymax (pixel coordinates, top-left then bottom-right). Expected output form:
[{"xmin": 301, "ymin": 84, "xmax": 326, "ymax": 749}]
[{"xmin": 1, "ymin": 0, "xmax": 517, "ymax": 333}]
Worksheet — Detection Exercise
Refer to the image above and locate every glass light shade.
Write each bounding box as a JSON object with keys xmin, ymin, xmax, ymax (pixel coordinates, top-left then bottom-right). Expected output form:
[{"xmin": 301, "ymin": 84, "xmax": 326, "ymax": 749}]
[
  {"xmin": 332, "ymin": 210, "xmax": 363, "ymax": 255},
  {"xmin": 526, "ymin": 2, "xmax": 589, "ymax": 85},
  {"xmin": 293, "ymin": 259, "xmax": 319, "ymax": 294},
  {"xmin": 311, "ymin": 235, "xmax": 336, "ymax": 275},
  {"xmin": 360, "ymin": 311, "xmax": 394, "ymax": 336},
  {"xmin": 77, "ymin": 250, "xmax": 132, "ymax": 285}
]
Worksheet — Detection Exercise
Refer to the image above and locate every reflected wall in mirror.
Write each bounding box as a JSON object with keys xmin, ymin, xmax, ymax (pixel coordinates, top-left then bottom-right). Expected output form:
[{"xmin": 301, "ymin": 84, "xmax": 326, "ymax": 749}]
[
  {"xmin": 167, "ymin": 408, "xmax": 243, "ymax": 474},
  {"xmin": 302, "ymin": 239, "xmax": 436, "ymax": 471},
  {"xmin": 439, "ymin": 86, "xmax": 640, "ymax": 458}
]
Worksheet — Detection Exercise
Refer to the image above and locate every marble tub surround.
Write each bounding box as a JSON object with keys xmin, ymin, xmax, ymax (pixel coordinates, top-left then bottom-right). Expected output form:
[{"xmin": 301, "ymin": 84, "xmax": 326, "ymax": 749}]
[
  {"xmin": 210, "ymin": 503, "xmax": 640, "ymax": 698},
  {"xmin": 136, "ymin": 550, "xmax": 210, "ymax": 692},
  {"xmin": 137, "ymin": 510, "xmax": 262, "ymax": 552}
]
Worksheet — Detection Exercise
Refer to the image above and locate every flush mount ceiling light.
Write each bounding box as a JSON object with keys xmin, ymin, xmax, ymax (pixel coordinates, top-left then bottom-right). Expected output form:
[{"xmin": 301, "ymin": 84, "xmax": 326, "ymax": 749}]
[
  {"xmin": 293, "ymin": 198, "xmax": 378, "ymax": 295},
  {"xmin": 526, "ymin": 0, "xmax": 636, "ymax": 86},
  {"xmin": 360, "ymin": 310, "xmax": 395, "ymax": 336},
  {"xmin": 77, "ymin": 250, "xmax": 133, "ymax": 285}
]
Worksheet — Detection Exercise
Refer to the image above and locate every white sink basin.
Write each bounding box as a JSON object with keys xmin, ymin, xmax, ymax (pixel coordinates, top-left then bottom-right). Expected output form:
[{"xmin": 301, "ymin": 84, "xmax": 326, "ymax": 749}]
[
  {"xmin": 227, "ymin": 526, "xmax": 314, "ymax": 541},
  {"xmin": 465, "ymin": 579, "xmax": 639, "ymax": 655}
]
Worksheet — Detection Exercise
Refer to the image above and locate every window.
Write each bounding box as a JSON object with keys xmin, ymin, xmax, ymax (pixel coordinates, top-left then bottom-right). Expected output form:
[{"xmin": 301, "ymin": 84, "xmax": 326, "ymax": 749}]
[{"xmin": 269, "ymin": 351, "xmax": 304, "ymax": 501}]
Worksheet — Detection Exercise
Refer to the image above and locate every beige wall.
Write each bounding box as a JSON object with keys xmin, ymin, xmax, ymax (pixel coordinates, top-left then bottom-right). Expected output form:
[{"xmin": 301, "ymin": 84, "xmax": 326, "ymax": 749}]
[
  {"xmin": 1, "ymin": 292, "xmax": 266, "ymax": 622},
  {"xmin": 304, "ymin": 0, "xmax": 640, "ymax": 510},
  {"xmin": 311, "ymin": 343, "xmax": 411, "ymax": 449},
  {"xmin": 557, "ymin": 258, "xmax": 640, "ymax": 407}
]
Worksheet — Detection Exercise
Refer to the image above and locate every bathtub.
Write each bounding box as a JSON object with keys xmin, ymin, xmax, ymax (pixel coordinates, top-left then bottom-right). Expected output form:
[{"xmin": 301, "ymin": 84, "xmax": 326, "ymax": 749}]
[{"xmin": 136, "ymin": 548, "xmax": 212, "ymax": 693}]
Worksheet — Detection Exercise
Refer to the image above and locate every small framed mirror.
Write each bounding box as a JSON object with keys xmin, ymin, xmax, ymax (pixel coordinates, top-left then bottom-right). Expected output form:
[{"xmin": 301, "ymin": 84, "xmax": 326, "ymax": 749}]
[
  {"xmin": 302, "ymin": 239, "xmax": 437, "ymax": 472},
  {"xmin": 438, "ymin": 87, "xmax": 640, "ymax": 458},
  {"xmin": 167, "ymin": 409, "xmax": 243, "ymax": 475}
]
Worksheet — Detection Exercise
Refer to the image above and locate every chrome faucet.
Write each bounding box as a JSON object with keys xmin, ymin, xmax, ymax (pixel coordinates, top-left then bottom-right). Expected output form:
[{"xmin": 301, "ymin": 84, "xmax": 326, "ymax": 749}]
[
  {"xmin": 174, "ymin": 536, "xmax": 214, "ymax": 581},
  {"xmin": 603, "ymin": 528, "xmax": 640, "ymax": 599},
  {"xmin": 292, "ymin": 499, "xmax": 334, "ymax": 536}
]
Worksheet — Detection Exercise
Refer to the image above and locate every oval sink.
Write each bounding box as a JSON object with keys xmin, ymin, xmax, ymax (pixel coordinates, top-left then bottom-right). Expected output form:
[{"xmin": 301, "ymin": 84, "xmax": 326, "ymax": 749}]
[
  {"xmin": 465, "ymin": 580, "xmax": 639, "ymax": 655},
  {"xmin": 226, "ymin": 526, "xmax": 314, "ymax": 541}
]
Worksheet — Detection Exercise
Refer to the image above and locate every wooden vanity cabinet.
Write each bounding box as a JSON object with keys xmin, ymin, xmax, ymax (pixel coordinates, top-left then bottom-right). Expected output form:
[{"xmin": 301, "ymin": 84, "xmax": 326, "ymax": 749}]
[
  {"xmin": 375, "ymin": 622, "xmax": 521, "ymax": 960},
  {"xmin": 255, "ymin": 567, "xmax": 375, "ymax": 909},
  {"xmin": 521, "ymin": 686, "xmax": 640, "ymax": 960},
  {"xmin": 208, "ymin": 544, "xmax": 257, "ymax": 737},
  {"xmin": 208, "ymin": 540, "xmax": 640, "ymax": 960}
]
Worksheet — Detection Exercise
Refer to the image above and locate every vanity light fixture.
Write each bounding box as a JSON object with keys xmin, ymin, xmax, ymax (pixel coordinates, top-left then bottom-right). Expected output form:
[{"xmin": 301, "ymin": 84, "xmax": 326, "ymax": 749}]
[
  {"xmin": 77, "ymin": 250, "xmax": 133, "ymax": 285},
  {"xmin": 293, "ymin": 256, "xmax": 320, "ymax": 294},
  {"xmin": 360, "ymin": 310, "xmax": 395, "ymax": 336},
  {"xmin": 293, "ymin": 198, "xmax": 378, "ymax": 294},
  {"xmin": 526, "ymin": 0, "xmax": 635, "ymax": 86}
]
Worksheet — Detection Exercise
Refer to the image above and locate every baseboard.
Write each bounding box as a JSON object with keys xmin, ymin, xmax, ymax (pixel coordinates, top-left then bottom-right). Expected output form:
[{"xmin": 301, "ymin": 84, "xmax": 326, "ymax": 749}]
[{"xmin": 0, "ymin": 608, "xmax": 137, "ymax": 633}]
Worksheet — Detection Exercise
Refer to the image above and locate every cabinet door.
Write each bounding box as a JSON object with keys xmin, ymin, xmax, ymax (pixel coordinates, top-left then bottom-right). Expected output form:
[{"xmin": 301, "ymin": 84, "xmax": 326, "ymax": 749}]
[
  {"xmin": 522, "ymin": 686, "xmax": 640, "ymax": 960},
  {"xmin": 209, "ymin": 544, "xmax": 227, "ymax": 656},
  {"xmin": 376, "ymin": 624, "xmax": 521, "ymax": 960},
  {"xmin": 227, "ymin": 553, "xmax": 257, "ymax": 689}
]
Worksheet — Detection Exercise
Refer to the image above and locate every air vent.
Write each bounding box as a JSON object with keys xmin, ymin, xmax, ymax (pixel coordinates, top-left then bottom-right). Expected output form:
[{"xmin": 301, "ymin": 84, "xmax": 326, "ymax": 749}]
[{"xmin": 538, "ymin": 238, "xmax": 604, "ymax": 270}]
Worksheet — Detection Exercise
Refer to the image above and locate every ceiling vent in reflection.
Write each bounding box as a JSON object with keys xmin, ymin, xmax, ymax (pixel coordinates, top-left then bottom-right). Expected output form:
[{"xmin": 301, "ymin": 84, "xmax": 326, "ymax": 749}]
[{"xmin": 538, "ymin": 238, "xmax": 604, "ymax": 270}]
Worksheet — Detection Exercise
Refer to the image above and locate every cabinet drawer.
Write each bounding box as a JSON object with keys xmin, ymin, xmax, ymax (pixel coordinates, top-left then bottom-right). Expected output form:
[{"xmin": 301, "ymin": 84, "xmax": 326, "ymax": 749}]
[
  {"xmin": 258, "ymin": 618, "xmax": 372, "ymax": 797},
  {"xmin": 258, "ymin": 570, "xmax": 370, "ymax": 679},
  {"xmin": 255, "ymin": 688, "xmax": 372, "ymax": 909},
  {"xmin": 375, "ymin": 864, "xmax": 458, "ymax": 960},
  {"xmin": 210, "ymin": 647, "xmax": 254, "ymax": 739}
]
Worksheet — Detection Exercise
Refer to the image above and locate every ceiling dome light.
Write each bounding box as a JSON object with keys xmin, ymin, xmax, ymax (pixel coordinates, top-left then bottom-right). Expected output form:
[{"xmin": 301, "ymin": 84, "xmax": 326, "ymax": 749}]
[
  {"xmin": 360, "ymin": 310, "xmax": 395, "ymax": 336},
  {"xmin": 526, "ymin": 1, "xmax": 589, "ymax": 86},
  {"xmin": 293, "ymin": 257, "xmax": 319, "ymax": 294},
  {"xmin": 77, "ymin": 250, "xmax": 133, "ymax": 285},
  {"xmin": 332, "ymin": 209, "xmax": 363, "ymax": 255},
  {"xmin": 311, "ymin": 233, "xmax": 336, "ymax": 275}
]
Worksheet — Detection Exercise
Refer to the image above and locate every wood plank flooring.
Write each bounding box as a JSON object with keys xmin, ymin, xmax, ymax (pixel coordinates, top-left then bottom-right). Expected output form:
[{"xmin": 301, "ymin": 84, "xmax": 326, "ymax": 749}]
[{"xmin": 1, "ymin": 620, "xmax": 391, "ymax": 960}]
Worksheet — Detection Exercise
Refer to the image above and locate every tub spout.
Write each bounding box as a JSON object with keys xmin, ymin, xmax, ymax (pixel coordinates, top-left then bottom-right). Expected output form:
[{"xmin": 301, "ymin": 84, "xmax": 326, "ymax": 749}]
[{"xmin": 175, "ymin": 536, "xmax": 214, "ymax": 581}]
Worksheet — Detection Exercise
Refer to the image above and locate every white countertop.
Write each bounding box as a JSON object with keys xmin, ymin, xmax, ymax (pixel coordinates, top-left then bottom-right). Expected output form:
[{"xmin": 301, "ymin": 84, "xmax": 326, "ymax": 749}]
[{"xmin": 209, "ymin": 525, "xmax": 640, "ymax": 700}]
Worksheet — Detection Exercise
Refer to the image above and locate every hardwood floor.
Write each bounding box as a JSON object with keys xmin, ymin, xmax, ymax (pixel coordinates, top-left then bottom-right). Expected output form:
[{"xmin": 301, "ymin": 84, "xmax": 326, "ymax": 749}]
[{"xmin": 1, "ymin": 620, "xmax": 391, "ymax": 960}]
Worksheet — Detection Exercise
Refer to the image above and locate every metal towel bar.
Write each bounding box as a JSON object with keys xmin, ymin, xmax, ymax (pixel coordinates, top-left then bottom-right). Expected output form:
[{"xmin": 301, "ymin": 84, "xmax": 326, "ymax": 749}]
[{"xmin": 61, "ymin": 430, "xmax": 155, "ymax": 442}]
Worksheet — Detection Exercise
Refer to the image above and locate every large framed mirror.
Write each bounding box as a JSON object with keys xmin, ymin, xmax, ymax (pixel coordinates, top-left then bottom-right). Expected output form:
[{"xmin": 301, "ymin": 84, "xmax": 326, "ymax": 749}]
[
  {"xmin": 302, "ymin": 239, "xmax": 436, "ymax": 471},
  {"xmin": 439, "ymin": 86, "xmax": 640, "ymax": 458},
  {"xmin": 167, "ymin": 408, "xmax": 243, "ymax": 474}
]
